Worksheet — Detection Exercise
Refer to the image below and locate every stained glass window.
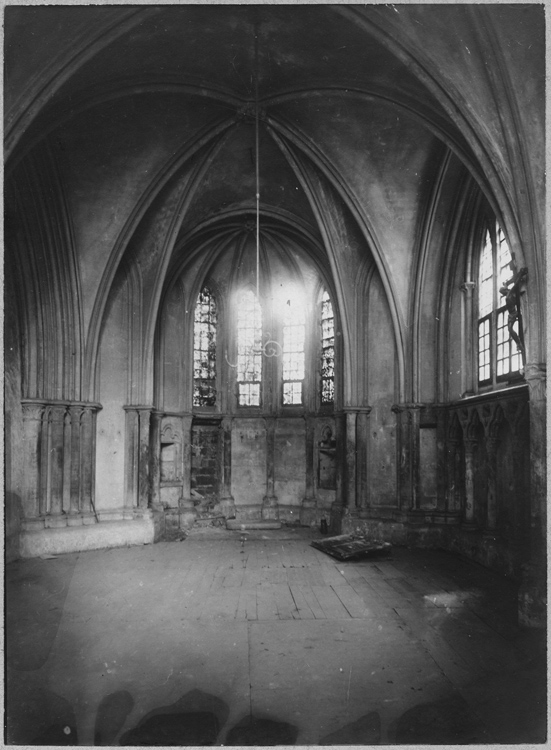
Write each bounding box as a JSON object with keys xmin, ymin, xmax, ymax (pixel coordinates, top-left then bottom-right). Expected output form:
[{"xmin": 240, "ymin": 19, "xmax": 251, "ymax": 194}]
[
  {"xmin": 237, "ymin": 289, "xmax": 262, "ymax": 406},
  {"xmin": 321, "ymin": 290, "xmax": 335, "ymax": 404},
  {"xmin": 477, "ymin": 221, "xmax": 520, "ymax": 385},
  {"xmin": 282, "ymin": 295, "xmax": 305, "ymax": 405},
  {"xmin": 193, "ymin": 287, "xmax": 217, "ymax": 406}
]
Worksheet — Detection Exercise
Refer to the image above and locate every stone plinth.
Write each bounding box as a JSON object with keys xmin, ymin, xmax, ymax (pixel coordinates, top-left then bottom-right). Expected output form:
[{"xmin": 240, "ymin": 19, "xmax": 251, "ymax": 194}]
[{"xmin": 19, "ymin": 516, "xmax": 155, "ymax": 558}]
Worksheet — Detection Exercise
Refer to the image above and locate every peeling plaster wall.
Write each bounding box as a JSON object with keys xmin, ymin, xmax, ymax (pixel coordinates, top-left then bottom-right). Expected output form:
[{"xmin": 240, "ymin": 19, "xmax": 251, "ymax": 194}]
[
  {"xmin": 232, "ymin": 420, "xmax": 267, "ymax": 507},
  {"xmin": 274, "ymin": 418, "xmax": 306, "ymax": 510}
]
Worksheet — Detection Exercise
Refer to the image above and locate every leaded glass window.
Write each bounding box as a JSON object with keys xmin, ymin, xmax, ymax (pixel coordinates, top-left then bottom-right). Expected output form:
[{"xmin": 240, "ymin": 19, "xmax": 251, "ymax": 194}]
[
  {"xmin": 282, "ymin": 295, "xmax": 305, "ymax": 405},
  {"xmin": 477, "ymin": 221, "xmax": 520, "ymax": 385},
  {"xmin": 237, "ymin": 289, "xmax": 262, "ymax": 406},
  {"xmin": 193, "ymin": 287, "xmax": 217, "ymax": 406},
  {"xmin": 320, "ymin": 290, "xmax": 335, "ymax": 404}
]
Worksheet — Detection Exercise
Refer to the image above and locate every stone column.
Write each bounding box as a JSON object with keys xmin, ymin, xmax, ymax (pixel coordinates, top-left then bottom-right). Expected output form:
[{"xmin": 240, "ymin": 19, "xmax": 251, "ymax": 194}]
[
  {"xmin": 392, "ymin": 405, "xmax": 411, "ymax": 513},
  {"xmin": 344, "ymin": 409, "xmax": 358, "ymax": 513},
  {"xmin": 480, "ymin": 404, "xmax": 503, "ymax": 533},
  {"xmin": 445, "ymin": 432, "xmax": 462, "ymax": 514},
  {"xmin": 21, "ymin": 401, "xmax": 46, "ymax": 523},
  {"xmin": 300, "ymin": 415, "xmax": 317, "ymax": 526},
  {"xmin": 519, "ymin": 363, "xmax": 547, "ymax": 627},
  {"xmin": 485, "ymin": 436, "xmax": 499, "ymax": 531},
  {"xmin": 463, "ymin": 438, "xmax": 477, "ymax": 524},
  {"xmin": 124, "ymin": 407, "xmax": 140, "ymax": 510},
  {"xmin": 180, "ymin": 414, "xmax": 196, "ymax": 528},
  {"xmin": 48, "ymin": 405, "xmax": 66, "ymax": 521},
  {"xmin": 458, "ymin": 408, "xmax": 478, "ymax": 526},
  {"xmin": 410, "ymin": 406, "xmax": 421, "ymax": 511},
  {"xmin": 330, "ymin": 412, "xmax": 346, "ymax": 532},
  {"xmin": 357, "ymin": 408, "xmax": 371, "ymax": 516},
  {"xmin": 435, "ymin": 407, "xmax": 447, "ymax": 514},
  {"xmin": 39, "ymin": 406, "xmax": 51, "ymax": 516},
  {"xmin": 460, "ymin": 281, "xmax": 476, "ymax": 396},
  {"xmin": 262, "ymin": 416, "xmax": 279, "ymax": 520},
  {"xmin": 503, "ymin": 400, "xmax": 529, "ymax": 542},
  {"xmin": 63, "ymin": 408, "xmax": 72, "ymax": 514},
  {"xmin": 137, "ymin": 408, "xmax": 151, "ymax": 511},
  {"xmin": 68, "ymin": 405, "xmax": 85, "ymax": 520},
  {"xmin": 149, "ymin": 411, "xmax": 162, "ymax": 511},
  {"xmin": 218, "ymin": 416, "xmax": 236, "ymax": 518},
  {"xmin": 81, "ymin": 405, "xmax": 97, "ymax": 521}
]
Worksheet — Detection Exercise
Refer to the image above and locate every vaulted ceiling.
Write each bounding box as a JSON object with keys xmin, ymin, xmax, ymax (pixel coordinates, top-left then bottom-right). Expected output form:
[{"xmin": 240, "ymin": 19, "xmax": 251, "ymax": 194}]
[{"xmin": 5, "ymin": 4, "xmax": 546, "ymax": 392}]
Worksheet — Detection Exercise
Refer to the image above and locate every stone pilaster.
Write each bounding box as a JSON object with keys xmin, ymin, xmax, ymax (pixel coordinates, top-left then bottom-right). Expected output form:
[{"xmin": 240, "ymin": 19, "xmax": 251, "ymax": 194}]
[
  {"xmin": 137, "ymin": 408, "xmax": 151, "ymax": 510},
  {"xmin": 344, "ymin": 409, "xmax": 358, "ymax": 512},
  {"xmin": 62, "ymin": 408, "xmax": 72, "ymax": 513},
  {"xmin": 21, "ymin": 401, "xmax": 47, "ymax": 521},
  {"xmin": 218, "ymin": 416, "xmax": 236, "ymax": 518},
  {"xmin": 458, "ymin": 408, "xmax": 478, "ymax": 525},
  {"xmin": 300, "ymin": 415, "xmax": 317, "ymax": 526},
  {"xmin": 480, "ymin": 403, "xmax": 503, "ymax": 533},
  {"xmin": 392, "ymin": 405, "xmax": 411, "ymax": 512},
  {"xmin": 81, "ymin": 404, "xmax": 100, "ymax": 520},
  {"xmin": 410, "ymin": 406, "xmax": 421, "ymax": 511},
  {"xmin": 124, "ymin": 407, "xmax": 139, "ymax": 510},
  {"xmin": 69, "ymin": 405, "xmax": 85, "ymax": 518},
  {"xmin": 180, "ymin": 413, "xmax": 196, "ymax": 528},
  {"xmin": 484, "ymin": 437, "xmax": 499, "ymax": 531},
  {"xmin": 330, "ymin": 411, "xmax": 346, "ymax": 532},
  {"xmin": 39, "ymin": 406, "xmax": 51, "ymax": 517},
  {"xmin": 460, "ymin": 281, "xmax": 476, "ymax": 396},
  {"xmin": 262, "ymin": 416, "xmax": 279, "ymax": 520},
  {"xmin": 391, "ymin": 404, "xmax": 422, "ymax": 513},
  {"xmin": 48, "ymin": 405, "xmax": 66, "ymax": 519},
  {"xmin": 462, "ymin": 438, "xmax": 477, "ymax": 524},
  {"xmin": 519, "ymin": 363, "xmax": 547, "ymax": 627},
  {"xmin": 357, "ymin": 408, "xmax": 371, "ymax": 516},
  {"xmin": 445, "ymin": 434, "xmax": 462, "ymax": 513},
  {"xmin": 149, "ymin": 411, "xmax": 162, "ymax": 510}
]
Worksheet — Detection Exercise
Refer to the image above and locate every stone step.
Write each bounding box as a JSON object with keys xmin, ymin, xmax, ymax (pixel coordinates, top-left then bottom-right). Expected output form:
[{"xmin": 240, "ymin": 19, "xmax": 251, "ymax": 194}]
[{"xmin": 226, "ymin": 519, "xmax": 282, "ymax": 531}]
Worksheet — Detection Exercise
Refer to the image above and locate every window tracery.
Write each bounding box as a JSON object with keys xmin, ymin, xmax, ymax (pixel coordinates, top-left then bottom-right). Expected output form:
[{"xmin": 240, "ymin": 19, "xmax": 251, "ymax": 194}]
[
  {"xmin": 237, "ymin": 289, "xmax": 262, "ymax": 406},
  {"xmin": 193, "ymin": 287, "xmax": 217, "ymax": 407},
  {"xmin": 320, "ymin": 290, "xmax": 335, "ymax": 404},
  {"xmin": 477, "ymin": 222, "xmax": 521, "ymax": 386},
  {"xmin": 282, "ymin": 295, "xmax": 305, "ymax": 405}
]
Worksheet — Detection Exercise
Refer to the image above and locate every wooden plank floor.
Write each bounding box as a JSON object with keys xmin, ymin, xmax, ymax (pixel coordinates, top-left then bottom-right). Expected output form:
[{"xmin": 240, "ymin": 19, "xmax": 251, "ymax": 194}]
[{"xmin": 175, "ymin": 538, "xmax": 439, "ymax": 621}]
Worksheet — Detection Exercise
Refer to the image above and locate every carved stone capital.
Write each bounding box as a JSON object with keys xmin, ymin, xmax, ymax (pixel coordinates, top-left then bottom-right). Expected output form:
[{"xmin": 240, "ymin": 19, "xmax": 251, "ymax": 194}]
[
  {"xmin": 460, "ymin": 280, "xmax": 476, "ymax": 295},
  {"xmin": 49, "ymin": 404, "xmax": 68, "ymax": 423},
  {"xmin": 21, "ymin": 401, "xmax": 47, "ymax": 421},
  {"xmin": 479, "ymin": 402, "xmax": 504, "ymax": 439},
  {"xmin": 457, "ymin": 406, "xmax": 479, "ymax": 440}
]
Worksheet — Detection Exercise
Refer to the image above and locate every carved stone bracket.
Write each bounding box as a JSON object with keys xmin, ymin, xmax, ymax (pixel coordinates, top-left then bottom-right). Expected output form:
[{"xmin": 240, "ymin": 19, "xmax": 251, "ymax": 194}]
[
  {"xmin": 479, "ymin": 402, "xmax": 504, "ymax": 439},
  {"xmin": 457, "ymin": 406, "xmax": 480, "ymax": 441}
]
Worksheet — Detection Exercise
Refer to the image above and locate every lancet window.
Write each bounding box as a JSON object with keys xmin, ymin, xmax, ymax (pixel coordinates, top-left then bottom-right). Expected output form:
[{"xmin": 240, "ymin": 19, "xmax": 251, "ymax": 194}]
[
  {"xmin": 193, "ymin": 287, "xmax": 217, "ymax": 407},
  {"xmin": 237, "ymin": 289, "xmax": 262, "ymax": 406},
  {"xmin": 282, "ymin": 295, "xmax": 305, "ymax": 405},
  {"xmin": 477, "ymin": 221, "xmax": 520, "ymax": 385},
  {"xmin": 320, "ymin": 290, "xmax": 335, "ymax": 404}
]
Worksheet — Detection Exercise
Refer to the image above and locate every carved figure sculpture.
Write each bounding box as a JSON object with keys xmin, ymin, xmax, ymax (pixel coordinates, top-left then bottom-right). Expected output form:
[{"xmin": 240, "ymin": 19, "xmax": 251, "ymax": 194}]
[{"xmin": 499, "ymin": 266, "xmax": 528, "ymax": 365}]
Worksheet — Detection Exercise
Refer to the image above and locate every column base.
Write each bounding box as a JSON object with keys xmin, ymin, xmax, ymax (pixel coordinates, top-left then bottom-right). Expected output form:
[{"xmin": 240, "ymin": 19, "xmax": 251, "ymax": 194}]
[
  {"xmin": 300, "ymin": 497, "xmax": 317, "ymax": 527},
  {"xmin": 179, "ymin": 498, "xmax": 197, "ymax": 530},
  {"xmin": 215, "ymin": 496, "xmax": 237, "ymax": 519},
  {"xmin": 262, "ymin": 495, "xmax": 279, "ymax": 521}
]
